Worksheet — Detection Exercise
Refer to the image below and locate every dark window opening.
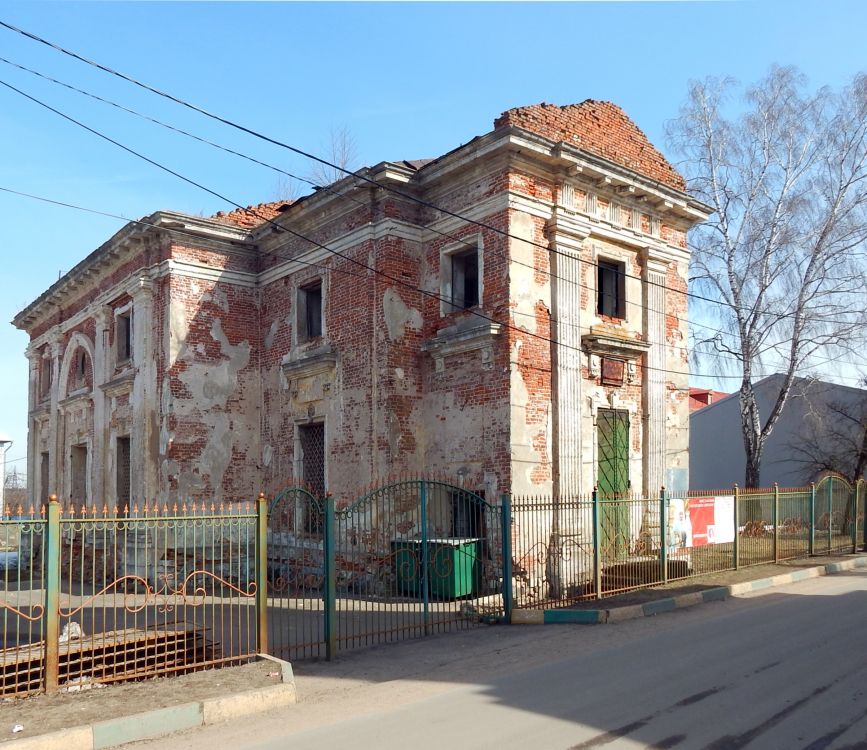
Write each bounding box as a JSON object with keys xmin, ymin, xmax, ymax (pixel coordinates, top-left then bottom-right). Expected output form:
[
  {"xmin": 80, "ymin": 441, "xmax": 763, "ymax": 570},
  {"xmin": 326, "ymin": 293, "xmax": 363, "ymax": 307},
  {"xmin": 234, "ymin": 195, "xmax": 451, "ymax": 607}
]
[
  {"xmin": 39, "ymin": 356, "xmax": 52, "ymax": 400},
  {"xmin": 116, "ymin": 437, "xmax": 131, "ymax": 513},
  {"xmin": 299, "ymin": 282, "xmax": 323, "ymax": 342},
  {"xmin": 450, "ymin": 491, "xmax": 485, "ymax": 538},
  {"xmin": 597, "ymin": 261, "xmax": 625, "ymax": 319},
  {"xmin": 70, "ymin": 445, "xmax": 87, "ymax": 504},
  {"xmin": 117, "ymin": 312, "xmax": 132, "ymax": 363},
  {"xmin": 74, "ymin": 350, "xmax": 87, "ymax": 387},
  {"xmin": 40, "ymin": 452, "xmax": 49, "ymax": 503},
  {"xmin": 451, "ymin": 248, "xmax": 479, "ymax": 310}
]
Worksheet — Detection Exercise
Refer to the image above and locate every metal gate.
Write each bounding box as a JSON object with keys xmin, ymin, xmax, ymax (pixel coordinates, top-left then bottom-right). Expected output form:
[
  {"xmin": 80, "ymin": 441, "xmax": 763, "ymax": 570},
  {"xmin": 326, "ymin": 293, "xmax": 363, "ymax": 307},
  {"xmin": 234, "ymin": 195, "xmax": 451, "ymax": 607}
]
[{"xmin": 266, "ymin": 480, "xmax": 508, "ymax": 660}]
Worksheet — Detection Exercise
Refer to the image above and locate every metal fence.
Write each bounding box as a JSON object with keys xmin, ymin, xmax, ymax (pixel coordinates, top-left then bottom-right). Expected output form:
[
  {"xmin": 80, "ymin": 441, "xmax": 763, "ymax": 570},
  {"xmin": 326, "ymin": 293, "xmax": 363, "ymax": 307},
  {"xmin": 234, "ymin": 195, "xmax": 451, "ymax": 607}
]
[
  {"xmin": 4, "ymin": 475, "xmax": 860, "ymax": 693},
  {"xmin": 266, "ymin": 480, "xmax": 509, "ymax": 661},
  {"xmin": 512, "ymin": 476, "xmax": 866, "ymax": 610},
  {"xmin": 0, "ymin": 497, "xmax": 264, "ymax": 698}
]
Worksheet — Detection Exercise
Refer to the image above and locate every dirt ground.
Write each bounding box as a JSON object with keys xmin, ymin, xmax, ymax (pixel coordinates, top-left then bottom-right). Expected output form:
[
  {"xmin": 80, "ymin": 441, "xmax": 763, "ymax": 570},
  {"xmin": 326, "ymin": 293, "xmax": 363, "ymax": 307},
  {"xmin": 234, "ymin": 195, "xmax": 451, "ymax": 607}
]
[
  {"xmin": 0, "ymin": 660, "xmax": 280, "ymax": 743},
  {"xmin": 0, "ymin": 552, "xmax": 862, "ymax": 746}
]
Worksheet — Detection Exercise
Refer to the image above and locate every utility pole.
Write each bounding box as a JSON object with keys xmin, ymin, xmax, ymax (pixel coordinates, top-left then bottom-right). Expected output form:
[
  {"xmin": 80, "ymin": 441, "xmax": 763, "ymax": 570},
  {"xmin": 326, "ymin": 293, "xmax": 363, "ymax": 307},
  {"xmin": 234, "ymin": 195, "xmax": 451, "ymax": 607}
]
[{"xmin": 0, "ymin": 434, "xmax": 12, "ymax": 516}]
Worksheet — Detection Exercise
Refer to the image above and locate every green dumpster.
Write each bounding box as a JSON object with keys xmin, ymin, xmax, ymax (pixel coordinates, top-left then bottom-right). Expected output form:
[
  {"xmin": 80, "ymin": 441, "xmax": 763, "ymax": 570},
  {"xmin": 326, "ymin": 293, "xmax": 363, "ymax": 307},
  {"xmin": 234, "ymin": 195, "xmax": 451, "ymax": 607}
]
[{"xmin": 392, "ymin": 538, "xmax": 482, "ymax": 599}]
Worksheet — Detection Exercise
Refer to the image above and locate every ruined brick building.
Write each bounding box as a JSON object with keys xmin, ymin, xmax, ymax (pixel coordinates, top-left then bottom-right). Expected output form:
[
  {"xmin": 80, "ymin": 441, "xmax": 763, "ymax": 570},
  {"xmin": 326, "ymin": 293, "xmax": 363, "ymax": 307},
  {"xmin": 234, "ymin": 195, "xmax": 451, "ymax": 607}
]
[{"xmin": 13, "ymin": 102, "xmax": 710, "ymax": 508}]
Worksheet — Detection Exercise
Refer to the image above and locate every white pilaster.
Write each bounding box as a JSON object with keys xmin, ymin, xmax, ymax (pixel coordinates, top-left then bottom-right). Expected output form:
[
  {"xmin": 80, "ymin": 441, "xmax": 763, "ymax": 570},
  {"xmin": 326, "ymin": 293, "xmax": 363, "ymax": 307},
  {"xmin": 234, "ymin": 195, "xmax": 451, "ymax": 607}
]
[
  {"xmin": 92, "ymin": 307, "xmax": 111, "ymax": 505},
  {"xmin": 129, "ymin": 278, "xmax": 157, "ymax": 503},
  {"xmin": 643, "ymin": 252, "xmax": 668, "ymax": 494},
  {"xmin": 546, "ymin": 205, "xmax": 591, "ymax": 499}
]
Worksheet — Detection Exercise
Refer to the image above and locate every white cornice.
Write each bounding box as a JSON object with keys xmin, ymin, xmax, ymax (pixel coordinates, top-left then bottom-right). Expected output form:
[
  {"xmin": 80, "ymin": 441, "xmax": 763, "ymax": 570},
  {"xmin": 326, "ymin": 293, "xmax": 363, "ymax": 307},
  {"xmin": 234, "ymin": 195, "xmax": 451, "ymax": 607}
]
[
  {"xmin": 165, "ymin": 259, "xmax": 258, "ymax": 288},
  {"xmin": 258, "ymin": 219, "xmax": 423, "ymax": 288}
]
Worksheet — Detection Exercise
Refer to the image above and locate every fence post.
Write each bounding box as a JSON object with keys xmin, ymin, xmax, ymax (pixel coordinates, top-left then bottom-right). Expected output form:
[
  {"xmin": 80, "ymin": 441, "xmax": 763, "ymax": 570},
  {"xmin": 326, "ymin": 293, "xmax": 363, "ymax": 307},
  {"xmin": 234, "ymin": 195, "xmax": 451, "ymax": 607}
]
[
  {"xmin": 852, "ymin": 483, "xmax": 858, "ymax": 555},
  {"xmin": 860, "ymin": 480, "xmax": 866, "ymax": 552},
  {"xmin": 500, "ymin": 494, "xmax": 512, "ymax": 624},
  {"xmin": 773, "ymin": 483, "xmax": 780, "ymax": 564},
  {"xmin": 44, "ymin": 495, "xmax": 60, "ymax": 693},
  {"xmin": 660, "ymin": 487, "xmax": 668, "ymax": 585},
  {"xmin": 420, "ymin": 481, "xmax": 430, "ymax": 635},
  {"xmin": 323, "ymin": 493, "xmax": 336, "ymax": 660},
  {"xmin": 809, "ymin": 482, "xmax": 815, "ymax": 556},
  {"xmin": 733, "ymin": 485, "xmax": 740, "ymax": 570},
  {"xmin": 592, "ymin": 487, "xmax": 601, "ymax": 600},
  {"xmin": 255, "ymin": 493, "xmax": 269, "ymax": 655},
  {"xmin": 828, "ymin": 481, "xmax": 833, "ymax": 555}
]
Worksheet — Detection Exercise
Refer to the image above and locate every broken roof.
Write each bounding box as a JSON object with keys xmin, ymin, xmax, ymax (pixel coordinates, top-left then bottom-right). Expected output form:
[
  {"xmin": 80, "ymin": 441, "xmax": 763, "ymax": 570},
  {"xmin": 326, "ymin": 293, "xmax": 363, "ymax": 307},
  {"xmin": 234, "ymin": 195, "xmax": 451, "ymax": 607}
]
[
  {"xmin": 494, "ymin": 100, "xmax": 685, "ymax": 191},
  {"xmin": 210, "ymin": 201, "xmax": 293, "ymax": 229}
]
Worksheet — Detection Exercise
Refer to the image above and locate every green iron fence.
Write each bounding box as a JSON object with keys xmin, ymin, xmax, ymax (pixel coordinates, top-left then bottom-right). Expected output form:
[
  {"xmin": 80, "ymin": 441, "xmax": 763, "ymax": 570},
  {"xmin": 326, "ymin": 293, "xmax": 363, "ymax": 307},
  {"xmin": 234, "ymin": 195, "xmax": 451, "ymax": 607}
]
[
  {"xmin": 512, "ymin": 476, "xmax": 866, "ymax": 610},
  {"xmin": 4, "ymin": 475, "xmax": 861, "ymax": 690},
  {"xmin": 0, "ymin": 496, "xmax": 265, "ymax": 698},
  {"xmin": 266, "ymin": 479, "xmax": 510, "ymax": 661}
]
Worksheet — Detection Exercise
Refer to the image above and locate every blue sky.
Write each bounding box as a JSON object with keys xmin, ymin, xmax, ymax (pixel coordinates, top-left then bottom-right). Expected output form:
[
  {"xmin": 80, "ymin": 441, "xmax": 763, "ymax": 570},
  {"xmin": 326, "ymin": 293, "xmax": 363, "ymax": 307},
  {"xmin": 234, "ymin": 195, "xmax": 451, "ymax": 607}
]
[{"xmin": 0, "ymin": 0, "xmax": 864, "ymax": 481}]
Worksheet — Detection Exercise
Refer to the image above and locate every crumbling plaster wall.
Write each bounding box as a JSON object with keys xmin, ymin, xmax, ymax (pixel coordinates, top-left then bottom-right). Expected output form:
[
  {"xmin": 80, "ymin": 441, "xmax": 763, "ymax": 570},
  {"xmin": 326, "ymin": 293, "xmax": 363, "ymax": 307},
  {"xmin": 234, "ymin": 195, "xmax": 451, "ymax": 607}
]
[
  {"xmin": 417, "ymin": 171, "xmax": 513, "ymax": 500},
  {"xmin": 664, "ymin": 257, "xmax": 691, "ymax": 490},
  {"xmin": 504, "ymin": 159, "xmax": 693, "ymax": 498},
  {"xmin": 161, "ymin": 269, "xmax": 261, "ymax": 504},
  {"xmin": 24, "ymin": 239, "xmax": 166, "ymax": 508}
]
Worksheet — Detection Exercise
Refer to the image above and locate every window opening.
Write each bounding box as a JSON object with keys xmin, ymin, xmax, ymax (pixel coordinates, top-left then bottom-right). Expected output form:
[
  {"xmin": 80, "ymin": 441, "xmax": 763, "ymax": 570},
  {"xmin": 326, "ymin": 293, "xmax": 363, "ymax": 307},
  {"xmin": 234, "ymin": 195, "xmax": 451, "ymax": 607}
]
[
  {"xmin": 39, "ymin": 354, "xmax": 52, "ymax": 400},
  {"xmin": 116, "ymin": 437, "xmax": 131, "ymax": 512},
  {"xmin": 298, "ymin": 423, "xmax": 325, "ymax": 499},
  {"xmin": 74, "ymin": 350, "xmax": 87, "ymax": 388},
  {"xmin": 117, "ymin": 311, "xmax": 132, "ymax": 363},
  {"xmin": 451, "ymin": 248, "xmax": 479, "ymax": 310},
  {"xmin": 40, "ymin": 452, "xmax": 49, "ymax": 502},
  {"xmin": 70, "ymin": 445, "xmax": 88, "ymax": 504},
  {"xmin": 597, "ymin": 261, "xmax": 625, "ymax": 319},
  {"xmin": 299, "ymin": 282, "xmax": 323, "ymax": 342}
]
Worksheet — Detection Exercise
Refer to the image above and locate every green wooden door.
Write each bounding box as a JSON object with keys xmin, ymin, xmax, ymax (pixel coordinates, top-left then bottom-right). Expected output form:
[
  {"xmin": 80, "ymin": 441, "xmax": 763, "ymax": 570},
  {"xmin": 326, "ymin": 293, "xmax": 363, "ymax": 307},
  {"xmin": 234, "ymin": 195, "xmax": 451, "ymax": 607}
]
[{"xmin": 597, "ymin": 409, "xmax": 630, "ymax": 559}]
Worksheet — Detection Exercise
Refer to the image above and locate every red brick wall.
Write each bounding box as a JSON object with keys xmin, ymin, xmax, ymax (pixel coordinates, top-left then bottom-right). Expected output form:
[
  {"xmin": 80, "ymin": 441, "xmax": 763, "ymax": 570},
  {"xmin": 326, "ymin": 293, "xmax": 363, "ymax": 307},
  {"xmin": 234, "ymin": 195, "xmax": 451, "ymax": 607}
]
[{"xmin": 495, "ymin": 101, "xmax": 686, "ymax": 191}]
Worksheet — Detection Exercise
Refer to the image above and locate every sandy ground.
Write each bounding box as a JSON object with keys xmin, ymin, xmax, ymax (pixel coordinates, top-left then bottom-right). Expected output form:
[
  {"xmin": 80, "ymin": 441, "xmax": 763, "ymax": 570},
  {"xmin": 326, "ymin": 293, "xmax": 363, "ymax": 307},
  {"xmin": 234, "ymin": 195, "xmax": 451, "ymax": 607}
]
[{"xmin": 0, "ymin": 660, "xmax": 280, "ymax": 743}]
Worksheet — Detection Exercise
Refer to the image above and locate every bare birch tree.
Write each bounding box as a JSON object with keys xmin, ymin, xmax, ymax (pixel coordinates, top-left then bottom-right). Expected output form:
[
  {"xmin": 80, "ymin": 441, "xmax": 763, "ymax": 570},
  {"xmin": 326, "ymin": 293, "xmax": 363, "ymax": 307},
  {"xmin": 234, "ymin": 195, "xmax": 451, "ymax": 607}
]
[
  {"xmin": 668, "ymin": 67, "xmax": 867, "ymax": 487},
  {"xmin": 789, "ymin": 378, "xmax": 867, "ymax": 484},
  {"xmin": 272, "ymin": 126, "xmax": 360, "ymax": 200},
  {"xmin": 307, "ymin": 126, "xmax": 360, "ymax": 187}
]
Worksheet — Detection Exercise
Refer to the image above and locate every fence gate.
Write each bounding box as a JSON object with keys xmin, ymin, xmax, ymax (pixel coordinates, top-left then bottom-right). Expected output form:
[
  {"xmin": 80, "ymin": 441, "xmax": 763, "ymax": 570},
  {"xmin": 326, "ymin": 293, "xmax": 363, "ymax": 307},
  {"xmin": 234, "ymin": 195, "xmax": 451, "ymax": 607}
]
[{"xmin": 266, "ymin": 480, "xmax": 507, "ymax": 660}]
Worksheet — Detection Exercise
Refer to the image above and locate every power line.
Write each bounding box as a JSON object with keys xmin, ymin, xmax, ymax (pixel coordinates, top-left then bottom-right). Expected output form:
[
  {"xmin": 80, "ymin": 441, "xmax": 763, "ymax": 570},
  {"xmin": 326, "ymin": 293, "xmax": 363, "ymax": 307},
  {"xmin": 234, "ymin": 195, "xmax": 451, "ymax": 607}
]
[
  {"xmin": 3, "ymin": 21, "xmax": 861, "ymax": 345},
  {"xmin": 2, "ymin": 76, "xmax": 859, "ymax": 388},
  {"xmin": 10, "ymin": 53, "xmax": 859, "ymax": 360},
  {"xmin": 5, "ymin": 182, "xmax": 860, "ymax": 389},
  {"xmin": 1, "ymin": 77, "xmax": 764, "ymax": 388},
  {"xmin": 0, "ymin": 17, "xmax": 831, "ymax": 324},
  {"xmin": 0, "ymin": 53, "xmax": 742, "ymax": 342}
]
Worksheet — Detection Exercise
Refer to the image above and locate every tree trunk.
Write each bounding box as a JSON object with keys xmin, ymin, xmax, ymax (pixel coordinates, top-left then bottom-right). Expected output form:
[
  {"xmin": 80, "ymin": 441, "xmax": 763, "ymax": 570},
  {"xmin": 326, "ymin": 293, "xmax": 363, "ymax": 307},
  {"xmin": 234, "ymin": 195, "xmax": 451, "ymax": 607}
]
[{"xmin": 745, "ymin": 458, "xmax": 761, "ymax": 489}]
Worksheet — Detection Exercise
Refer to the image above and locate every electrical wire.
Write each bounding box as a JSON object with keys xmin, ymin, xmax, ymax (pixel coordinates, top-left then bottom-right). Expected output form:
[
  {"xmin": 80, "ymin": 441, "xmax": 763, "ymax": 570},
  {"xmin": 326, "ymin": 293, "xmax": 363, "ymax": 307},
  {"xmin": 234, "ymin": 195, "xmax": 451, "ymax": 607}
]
[
  {"xmin": 0, "ymin": 76, "xmax": 858, "ymax": 386},
  {"xmin": 2, "ymin": 25, "xmax": 860, "ymax": 344},
  {"xmin": 0, "ymin": 52, "xmax": 748, "ymax": 343},
  {"xmin": 1, "ymin": 17, "xmax": 841, "ymax": 325}
]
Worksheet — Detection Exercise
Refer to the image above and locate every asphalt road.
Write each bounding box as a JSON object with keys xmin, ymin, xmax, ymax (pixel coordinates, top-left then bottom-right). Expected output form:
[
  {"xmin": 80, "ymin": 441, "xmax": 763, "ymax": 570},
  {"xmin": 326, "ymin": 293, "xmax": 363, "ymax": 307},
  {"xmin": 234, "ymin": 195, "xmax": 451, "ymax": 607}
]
[{"xmin": 148, "ymin": 571, "xmax": 867, "ymax": 750}]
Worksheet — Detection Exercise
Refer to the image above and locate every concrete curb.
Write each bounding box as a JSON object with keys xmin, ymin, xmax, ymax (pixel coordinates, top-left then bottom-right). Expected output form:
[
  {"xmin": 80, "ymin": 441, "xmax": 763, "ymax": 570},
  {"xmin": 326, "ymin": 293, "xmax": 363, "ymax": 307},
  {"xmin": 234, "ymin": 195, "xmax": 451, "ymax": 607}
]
[
  {"xmin": 511, "ymin": 555, "xmax": 867, "ymax": 626},
  {"xmin": 9, "ymin": 654, "xmax": 296, "ymax": 750}
]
